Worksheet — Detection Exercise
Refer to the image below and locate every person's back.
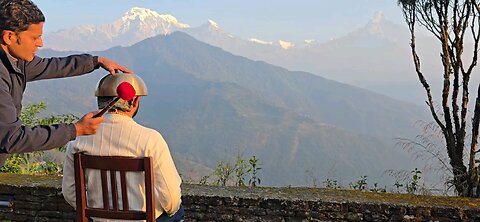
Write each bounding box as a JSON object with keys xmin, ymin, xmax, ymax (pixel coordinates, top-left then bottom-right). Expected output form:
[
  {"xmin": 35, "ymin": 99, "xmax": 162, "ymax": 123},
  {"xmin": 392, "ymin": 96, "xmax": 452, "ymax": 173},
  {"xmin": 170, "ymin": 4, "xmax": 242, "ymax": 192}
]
[{"xmin": 62, "ymin": 74, "xmax": 184, "ymax": 222}]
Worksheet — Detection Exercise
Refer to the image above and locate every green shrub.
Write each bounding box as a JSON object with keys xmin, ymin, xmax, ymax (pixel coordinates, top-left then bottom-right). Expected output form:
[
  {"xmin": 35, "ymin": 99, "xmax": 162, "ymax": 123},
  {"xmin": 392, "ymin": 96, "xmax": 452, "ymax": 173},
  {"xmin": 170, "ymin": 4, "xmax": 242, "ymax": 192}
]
[{"xmin": 201, "ymin": 153, "xmax": 262, "ymax": 187}]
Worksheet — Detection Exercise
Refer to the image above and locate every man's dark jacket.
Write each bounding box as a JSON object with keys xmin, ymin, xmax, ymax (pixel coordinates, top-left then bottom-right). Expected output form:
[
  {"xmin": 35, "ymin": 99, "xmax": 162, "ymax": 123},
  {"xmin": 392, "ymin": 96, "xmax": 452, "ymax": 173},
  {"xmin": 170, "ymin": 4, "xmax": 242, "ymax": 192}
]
[{"xmin": 0, "ymin": 46, "xmax": 99, "ymax": 166}]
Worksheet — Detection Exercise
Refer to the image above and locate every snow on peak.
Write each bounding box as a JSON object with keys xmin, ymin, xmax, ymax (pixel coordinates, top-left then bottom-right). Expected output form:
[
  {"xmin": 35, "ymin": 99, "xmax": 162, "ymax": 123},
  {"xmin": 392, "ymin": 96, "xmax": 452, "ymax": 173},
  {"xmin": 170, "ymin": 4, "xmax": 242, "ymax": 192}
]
[
  {"xmin": 121, "ymin": 7, "xmax": 189, "ymax": 28},
  {"xmin": 159, "ymin": 14, "xmax": 190, "ymax": 28},
  {"xmin": 123, "ymin": 7, "xmax": 160, "ymax": 21},
  {"xmin": 208, "ymin": 19, "xmax": 220, "ymax": 29},
  {"xmin": 367, "ymin": 11, "xmax": 387, "ymax": 36},
  {"xmin": 279, "ymin": 40, "xmax": 294, "ymax": 49},
  {"xmin": 198, "ymin": 19, "xmax": 224, "ymax": 32},
  {"xmin": 304, "ymin": 39, "xmax": 316, "ymax": 44},
  {"xmin": 249, "ymin": 38, "xmax": 273, "ymax": 45},
  {"xmin": 371, "ymin": 11, "xmax": 385, "ymax": 24}
]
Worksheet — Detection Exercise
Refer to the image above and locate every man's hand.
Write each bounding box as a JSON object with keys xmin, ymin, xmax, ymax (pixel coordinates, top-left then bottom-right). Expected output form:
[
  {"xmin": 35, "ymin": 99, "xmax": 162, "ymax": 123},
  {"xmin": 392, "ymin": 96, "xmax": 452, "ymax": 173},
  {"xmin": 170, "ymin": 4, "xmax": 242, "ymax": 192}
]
[
  {"xmin": 74, "ymin": 111, "xmax": 104, "ymax": 137},
  {"xmin": 98, "ymin": 57, "xmax": 134, "ymax": 75}
]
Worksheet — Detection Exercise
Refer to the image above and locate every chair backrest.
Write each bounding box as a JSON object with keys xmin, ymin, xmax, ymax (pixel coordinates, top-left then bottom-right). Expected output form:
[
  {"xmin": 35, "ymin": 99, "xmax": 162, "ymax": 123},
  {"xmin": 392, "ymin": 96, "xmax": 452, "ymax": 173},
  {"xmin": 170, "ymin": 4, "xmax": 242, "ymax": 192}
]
[{"xmin": 74, "ymin": 153, "xmax": 155, "ymax": 222}]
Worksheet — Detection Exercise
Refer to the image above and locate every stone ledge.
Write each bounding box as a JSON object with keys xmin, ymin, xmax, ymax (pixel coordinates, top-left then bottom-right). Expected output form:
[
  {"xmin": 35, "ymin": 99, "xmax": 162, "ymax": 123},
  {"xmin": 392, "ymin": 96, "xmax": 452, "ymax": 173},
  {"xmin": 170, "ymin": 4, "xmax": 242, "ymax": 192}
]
[{"xmin": 1, "ymin": 173, "xmax": 480, "ymax": 221}]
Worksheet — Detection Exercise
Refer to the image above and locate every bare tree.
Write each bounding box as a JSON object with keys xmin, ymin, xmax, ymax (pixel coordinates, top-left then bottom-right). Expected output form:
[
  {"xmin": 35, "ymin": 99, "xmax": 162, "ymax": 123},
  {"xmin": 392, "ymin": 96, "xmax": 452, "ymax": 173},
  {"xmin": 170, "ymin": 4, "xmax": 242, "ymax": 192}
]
[{"xmin": 397, "ymin": 0, "xmax": 480, "ymax": 197}]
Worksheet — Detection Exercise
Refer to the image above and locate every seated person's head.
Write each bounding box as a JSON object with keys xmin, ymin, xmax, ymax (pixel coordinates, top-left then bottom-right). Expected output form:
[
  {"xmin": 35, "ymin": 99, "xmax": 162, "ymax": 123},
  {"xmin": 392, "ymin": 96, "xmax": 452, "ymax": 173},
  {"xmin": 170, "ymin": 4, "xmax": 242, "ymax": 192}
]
[{"xmin": 95, "ymin": 73, "xmax": 148, "ymax": 118}]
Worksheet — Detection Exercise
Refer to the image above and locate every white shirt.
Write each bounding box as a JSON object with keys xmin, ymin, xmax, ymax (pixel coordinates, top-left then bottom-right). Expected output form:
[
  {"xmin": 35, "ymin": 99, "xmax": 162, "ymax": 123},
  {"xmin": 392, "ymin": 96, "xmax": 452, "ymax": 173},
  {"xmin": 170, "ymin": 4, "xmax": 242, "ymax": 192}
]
[{"xmin": 62, "ymin": 113, "xmax": 182, "ymax": 221}]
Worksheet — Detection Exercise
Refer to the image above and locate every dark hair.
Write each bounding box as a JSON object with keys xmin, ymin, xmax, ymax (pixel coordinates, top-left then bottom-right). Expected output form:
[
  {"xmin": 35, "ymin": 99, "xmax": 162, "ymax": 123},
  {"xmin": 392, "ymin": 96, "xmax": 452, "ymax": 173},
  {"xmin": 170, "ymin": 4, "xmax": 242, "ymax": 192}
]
[
  {"xmin": 0, "ymin": 0, "xmax": 45, "ymax": 33},
  {"xmin": 98, "ymin": 96, "xmax": 137, "ymax": 112}
]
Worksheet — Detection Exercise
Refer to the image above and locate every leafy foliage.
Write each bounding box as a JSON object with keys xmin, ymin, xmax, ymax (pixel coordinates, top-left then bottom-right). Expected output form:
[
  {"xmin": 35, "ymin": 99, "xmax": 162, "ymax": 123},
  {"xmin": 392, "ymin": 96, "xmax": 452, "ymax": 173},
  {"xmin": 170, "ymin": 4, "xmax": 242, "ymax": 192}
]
[
  {"xmin": 322, "ymin": 178, "xmax": 341, "ymax": 189},
  {"xmin": 28, "ymin": 161, "xmax": 63, "ymax": 176},
  {"xmin": 200, "ymin": 153, "xmax": 262, "ymax": 187},
  {"xmin": 406, "ymin": 168, "xmax": 422, "ymax": 194},
  {"xmin": 248, "ymin": 156, "xmax": 261, "ymax": 187},
  {"xmin": 213, "ymin": 160, "xmax": 235, "ymax": 186},
  {"xmin": 234, "ymin": 155, "xmax": 248, "ymax": 186},
  {"xmin": 349, "ymin": 175, "xmax": 369, "ymax": 191},
  {"xmin": 1, "ymin": 154, "xmax": 27, "ymax": 174}
]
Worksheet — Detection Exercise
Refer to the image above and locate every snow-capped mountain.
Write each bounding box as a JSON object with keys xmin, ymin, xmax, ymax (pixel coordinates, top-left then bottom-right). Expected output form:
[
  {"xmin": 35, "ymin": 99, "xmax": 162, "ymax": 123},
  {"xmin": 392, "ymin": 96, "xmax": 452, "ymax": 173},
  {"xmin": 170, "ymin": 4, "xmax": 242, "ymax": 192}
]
[
  {"xmin": 115, "ymin": 7, "xmax": 189, "ymax": 36},
  {"xmin": 185, "ymin": 10, "xmax": 435, "ymax": 103},
  {"xmin": 42, "ymin": 8, "xmax": 436, "ymax": 103},
  {"xmin": 185, "ymin": 19, "xmax": 235, "ymax": 40},
  {"xmin": 334, "ymin": 11, "xmax": 410, "ymax": 45},
  {"xmin": 43, "ymin": 7, "xmax": 189, "ymax": 51},
  {"xmin": 43, "ymin": 7, "xmax": 299, "ymax": 52}
]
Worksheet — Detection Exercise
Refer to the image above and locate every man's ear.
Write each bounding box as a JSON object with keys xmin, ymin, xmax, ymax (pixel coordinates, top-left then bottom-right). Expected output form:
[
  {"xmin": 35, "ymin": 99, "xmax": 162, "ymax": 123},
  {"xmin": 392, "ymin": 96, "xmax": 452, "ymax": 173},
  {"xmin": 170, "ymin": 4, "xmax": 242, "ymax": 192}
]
[
  {"xmin": 1, "ymin": 30, "xmax": 15, "ymax": 45},
  {"xmin": 132, "ymin": 96, "xmax": 140, "ymax": 108}
]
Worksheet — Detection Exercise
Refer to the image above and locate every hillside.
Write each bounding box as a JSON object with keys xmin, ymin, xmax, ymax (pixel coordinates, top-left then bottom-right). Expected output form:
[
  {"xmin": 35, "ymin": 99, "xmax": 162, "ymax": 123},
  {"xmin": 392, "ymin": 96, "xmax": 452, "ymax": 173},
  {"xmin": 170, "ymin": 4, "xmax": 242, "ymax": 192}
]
[{"xmin": 26, "ymin": 32, "xmax": 429, "ymax": 186}]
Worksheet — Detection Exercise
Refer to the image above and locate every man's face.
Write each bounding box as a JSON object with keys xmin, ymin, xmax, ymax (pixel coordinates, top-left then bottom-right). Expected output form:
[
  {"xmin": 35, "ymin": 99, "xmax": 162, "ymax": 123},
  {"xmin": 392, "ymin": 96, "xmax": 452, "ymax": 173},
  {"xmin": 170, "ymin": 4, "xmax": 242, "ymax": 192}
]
[{"xmin": 5, "ymin": 22, "xmax": 44, "ymax": 62}]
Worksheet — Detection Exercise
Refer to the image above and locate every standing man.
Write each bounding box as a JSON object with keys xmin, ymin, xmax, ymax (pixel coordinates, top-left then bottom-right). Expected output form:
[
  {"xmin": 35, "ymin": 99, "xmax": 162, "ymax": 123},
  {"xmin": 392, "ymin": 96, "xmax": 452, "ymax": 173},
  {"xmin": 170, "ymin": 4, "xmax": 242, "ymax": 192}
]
[{"xmin": 0, "ymin": 0, "xmax": 133, "ymax": 166}]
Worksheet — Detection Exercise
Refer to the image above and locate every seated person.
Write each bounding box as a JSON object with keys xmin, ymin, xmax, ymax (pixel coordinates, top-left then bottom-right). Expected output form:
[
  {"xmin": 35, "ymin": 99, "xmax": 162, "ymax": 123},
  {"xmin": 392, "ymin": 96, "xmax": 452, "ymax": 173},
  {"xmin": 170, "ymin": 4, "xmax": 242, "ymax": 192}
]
[{"xmin": 62, "ymin": 74, "xmax": 184, "ymax": 222}]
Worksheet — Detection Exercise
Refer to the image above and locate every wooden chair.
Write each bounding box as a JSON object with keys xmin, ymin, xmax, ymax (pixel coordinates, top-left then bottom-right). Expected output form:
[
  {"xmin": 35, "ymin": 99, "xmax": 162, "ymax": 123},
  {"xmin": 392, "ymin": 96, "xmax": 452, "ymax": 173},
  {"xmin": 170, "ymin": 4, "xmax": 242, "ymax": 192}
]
[{"xmin": 74, "ymin": 153, "xmax": 155, "ymax": 222}]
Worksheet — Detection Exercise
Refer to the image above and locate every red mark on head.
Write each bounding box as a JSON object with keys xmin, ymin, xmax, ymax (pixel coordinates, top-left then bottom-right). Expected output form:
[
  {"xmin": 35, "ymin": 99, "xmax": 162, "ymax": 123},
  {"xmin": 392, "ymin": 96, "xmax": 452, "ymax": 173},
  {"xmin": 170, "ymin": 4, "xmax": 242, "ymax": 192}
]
[{"xmin": 116, "ymin": 82, "xmax": 136, "ymax": 101}]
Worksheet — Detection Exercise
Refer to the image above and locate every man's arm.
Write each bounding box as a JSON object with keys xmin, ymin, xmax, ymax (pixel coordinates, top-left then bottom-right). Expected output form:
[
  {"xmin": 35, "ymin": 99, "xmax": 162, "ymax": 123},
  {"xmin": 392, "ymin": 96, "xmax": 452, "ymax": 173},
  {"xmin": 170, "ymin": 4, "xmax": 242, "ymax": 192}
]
[
  {"xmin": 0, "ymin": 78, "xmax": 102, "ymax": 162},
  {"xmin": 0, "ymin": 81, "xmax": 76, "ymax": 155},
  {"xmin": 24, "ymin": 54, "xmax": 98, "ymax": 81},
  {"xmin": 24, "ymin": 55, "xmax": 133, "ymax": 81},
  {"xmin": 149, "ymin": 132, "xmax": 182, "ymax": 216}
]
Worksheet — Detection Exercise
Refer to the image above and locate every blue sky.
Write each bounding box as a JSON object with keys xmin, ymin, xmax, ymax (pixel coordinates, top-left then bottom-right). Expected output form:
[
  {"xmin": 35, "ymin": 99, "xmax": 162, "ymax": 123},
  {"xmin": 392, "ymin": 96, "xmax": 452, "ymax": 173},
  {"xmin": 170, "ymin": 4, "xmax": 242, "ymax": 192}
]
[{"xmin": 32, "ymin": 0, "xmax": 405, "ymax": 42}]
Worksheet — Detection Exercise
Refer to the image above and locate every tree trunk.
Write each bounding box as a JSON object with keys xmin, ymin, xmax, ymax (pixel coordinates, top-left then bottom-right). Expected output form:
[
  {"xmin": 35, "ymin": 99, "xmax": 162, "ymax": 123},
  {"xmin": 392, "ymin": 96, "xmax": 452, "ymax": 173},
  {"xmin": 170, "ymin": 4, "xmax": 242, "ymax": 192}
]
[{"xmin": 469, "ymin": 84, "xmax": 480, "ymax": 196}]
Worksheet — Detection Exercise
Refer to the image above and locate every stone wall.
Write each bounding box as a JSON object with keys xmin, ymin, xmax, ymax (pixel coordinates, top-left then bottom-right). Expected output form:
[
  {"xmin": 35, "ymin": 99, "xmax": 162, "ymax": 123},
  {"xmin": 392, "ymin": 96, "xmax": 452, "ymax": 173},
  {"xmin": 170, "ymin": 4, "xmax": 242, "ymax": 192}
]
[{"xmin": 1, "ymin": 173, "xmax": 480, "ymax": 221}]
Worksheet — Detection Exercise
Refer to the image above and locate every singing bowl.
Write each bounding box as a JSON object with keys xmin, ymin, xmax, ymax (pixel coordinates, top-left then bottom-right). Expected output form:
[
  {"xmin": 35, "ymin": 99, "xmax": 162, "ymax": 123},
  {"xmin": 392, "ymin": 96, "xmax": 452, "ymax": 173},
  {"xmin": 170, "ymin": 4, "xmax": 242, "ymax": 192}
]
[{"xmin": 95, "ymin": 73, "xmax": 148, "ymax": 97}]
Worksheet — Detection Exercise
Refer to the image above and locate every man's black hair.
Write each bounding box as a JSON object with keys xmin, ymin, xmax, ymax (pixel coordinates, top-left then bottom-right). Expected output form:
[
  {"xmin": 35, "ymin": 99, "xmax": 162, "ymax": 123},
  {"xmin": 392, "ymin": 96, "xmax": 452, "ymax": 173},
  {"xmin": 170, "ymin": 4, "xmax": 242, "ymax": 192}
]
[{"xmin": 0, "ymin": 0, "xmax": 45, "ymax": 33}]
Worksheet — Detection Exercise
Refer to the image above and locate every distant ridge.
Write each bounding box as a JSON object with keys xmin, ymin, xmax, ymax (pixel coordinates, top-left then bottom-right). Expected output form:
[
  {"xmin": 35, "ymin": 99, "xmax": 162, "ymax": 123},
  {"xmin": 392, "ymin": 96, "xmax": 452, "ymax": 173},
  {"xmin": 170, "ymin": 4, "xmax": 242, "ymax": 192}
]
[{"xmin": 29, "ymin": 32, "xmax": 428, "ymax": 186}]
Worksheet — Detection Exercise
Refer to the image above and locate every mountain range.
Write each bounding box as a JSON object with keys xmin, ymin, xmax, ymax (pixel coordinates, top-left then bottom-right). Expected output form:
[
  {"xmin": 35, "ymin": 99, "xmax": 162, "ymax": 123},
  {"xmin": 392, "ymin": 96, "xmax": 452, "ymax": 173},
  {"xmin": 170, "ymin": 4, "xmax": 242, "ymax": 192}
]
[
  {"xmin": 27, "ymin": 31, "xmax": 430, "ymax": 187},
  {"xmin": 43, "ymin": 8, "xmax": 451, "ymax": 104}
]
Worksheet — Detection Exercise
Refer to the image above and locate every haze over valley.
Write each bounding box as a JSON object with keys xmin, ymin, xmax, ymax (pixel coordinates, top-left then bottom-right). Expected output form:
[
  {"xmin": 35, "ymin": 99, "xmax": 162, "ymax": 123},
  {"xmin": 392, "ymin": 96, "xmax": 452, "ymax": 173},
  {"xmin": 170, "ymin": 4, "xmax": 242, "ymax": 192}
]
[{"xmin": 26, "ymin": 7, "xmax": 441, "ymax": 187}]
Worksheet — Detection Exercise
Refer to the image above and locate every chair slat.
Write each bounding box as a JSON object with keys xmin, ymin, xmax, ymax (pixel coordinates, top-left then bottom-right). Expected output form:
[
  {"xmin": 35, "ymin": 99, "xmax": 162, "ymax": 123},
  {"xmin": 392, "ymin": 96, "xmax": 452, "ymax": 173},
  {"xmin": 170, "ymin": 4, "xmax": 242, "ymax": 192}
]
[
  {"xmin": 85, "ymin": 208, "xmax": 146, "ymax": 220},
  {"xmin": 101, "ymin": 170, "xmax": 109, "ymax": 209},
  {"xmin": 120, "ymin": 171, "xmax": 129, "ymax": 211},
  {"xmin": 81, "ymin": 155, "xmax": 145, "ymax": 171},
  {"xmin": 74, "ymin": 153, "xmax": 88, "ymax": 222},
  {"xmin": 110, "ymin": 171, "xmax": 118, "ymax": 211},
  {"xmin": 144, "ymin": 158, "xmax": 155, "ymax": 221}
]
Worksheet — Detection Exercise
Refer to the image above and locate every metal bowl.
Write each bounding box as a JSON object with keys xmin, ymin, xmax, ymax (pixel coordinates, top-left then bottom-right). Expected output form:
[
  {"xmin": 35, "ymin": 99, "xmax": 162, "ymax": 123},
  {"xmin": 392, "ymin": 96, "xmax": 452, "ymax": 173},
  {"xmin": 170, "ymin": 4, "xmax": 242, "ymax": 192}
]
[{"xmin": 95, "ymin": 73, "xmax": 148, "ymax": 97}]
